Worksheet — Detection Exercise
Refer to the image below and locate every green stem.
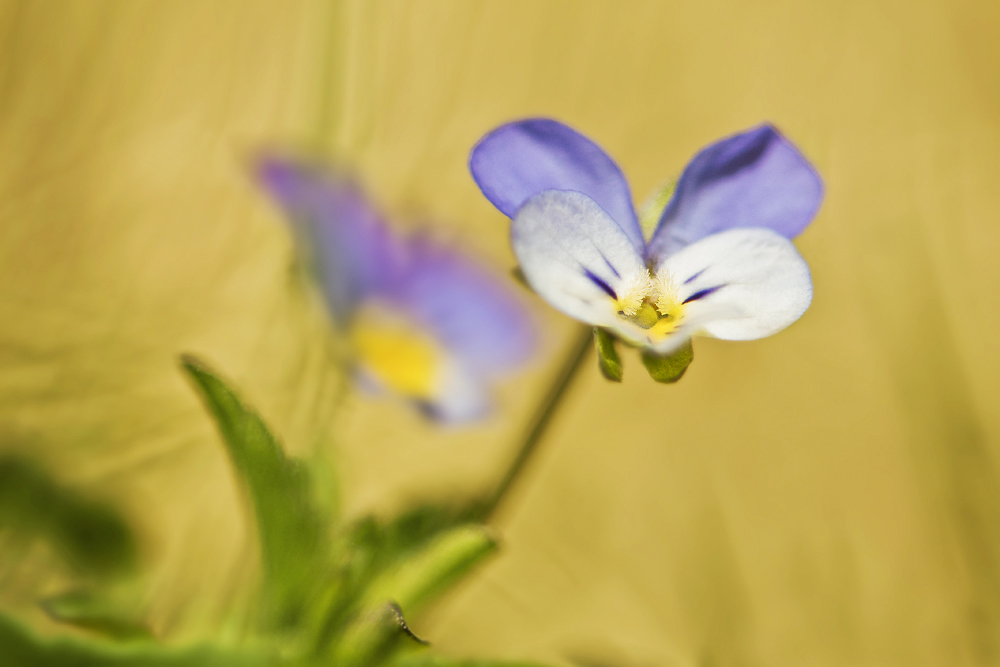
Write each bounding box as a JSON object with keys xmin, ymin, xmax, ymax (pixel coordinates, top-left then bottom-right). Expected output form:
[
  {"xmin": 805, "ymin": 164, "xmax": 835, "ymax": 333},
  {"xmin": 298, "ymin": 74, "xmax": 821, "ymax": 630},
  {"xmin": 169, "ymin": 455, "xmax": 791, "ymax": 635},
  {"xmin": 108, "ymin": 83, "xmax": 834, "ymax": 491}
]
[{"xmin": 480, "ymin": 324, "xmax": 594, "ymax": 521}]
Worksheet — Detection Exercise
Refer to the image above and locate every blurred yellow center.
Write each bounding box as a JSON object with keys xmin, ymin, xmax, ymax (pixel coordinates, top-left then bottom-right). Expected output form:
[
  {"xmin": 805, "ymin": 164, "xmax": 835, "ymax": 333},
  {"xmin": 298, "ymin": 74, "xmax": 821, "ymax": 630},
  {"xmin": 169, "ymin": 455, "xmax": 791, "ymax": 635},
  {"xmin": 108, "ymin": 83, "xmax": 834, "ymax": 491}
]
[
  {"xmin": 615, "ymin": 270, "xmax": 685, "ymax": 342},
  {"xmin": 350, "ymin": 306, "xmax": 441, "ymax": 399}
]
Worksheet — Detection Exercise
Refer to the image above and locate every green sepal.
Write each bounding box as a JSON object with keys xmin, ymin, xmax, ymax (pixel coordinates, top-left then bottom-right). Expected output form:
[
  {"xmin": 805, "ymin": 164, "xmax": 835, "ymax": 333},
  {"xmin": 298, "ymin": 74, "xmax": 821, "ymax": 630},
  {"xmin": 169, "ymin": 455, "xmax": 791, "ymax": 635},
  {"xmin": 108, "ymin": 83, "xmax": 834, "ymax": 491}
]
[
  {"xmin": 641, "ymin": 339, "xmax": 694, "ymax": 383},
  {"xmin": 181, "ymin": 355, "xmax": 332, "ymax": 630},
  {"xmin": 593, "ymin": 329, "xmax": 623, "ymax": 382},
  {"xmin": 0, "ymin": 456, "xmax": 136, "ymax": 578},
  {"xmin": 638, "ymin": 179, "xmax": 677, "ymax": 240},
  {"xmin": 41, "ymin": 589, "xmax": 151, "ymax": 641}
]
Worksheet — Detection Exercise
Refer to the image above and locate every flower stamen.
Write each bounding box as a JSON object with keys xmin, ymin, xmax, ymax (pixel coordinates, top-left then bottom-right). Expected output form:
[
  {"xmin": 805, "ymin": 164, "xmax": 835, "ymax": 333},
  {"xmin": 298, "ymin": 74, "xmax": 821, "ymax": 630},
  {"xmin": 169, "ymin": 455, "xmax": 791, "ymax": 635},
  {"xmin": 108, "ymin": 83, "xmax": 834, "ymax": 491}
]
[
  {"xmin": 610, "ymin": 268, "xmax": 688, "ymax": 343},
  {"xmin": 652, "ymin": 269, "xmax": 684, "ymax": 321},
  {"xmin": 613, "ymin": 272, "xmax": 654, "ymax": 316}
]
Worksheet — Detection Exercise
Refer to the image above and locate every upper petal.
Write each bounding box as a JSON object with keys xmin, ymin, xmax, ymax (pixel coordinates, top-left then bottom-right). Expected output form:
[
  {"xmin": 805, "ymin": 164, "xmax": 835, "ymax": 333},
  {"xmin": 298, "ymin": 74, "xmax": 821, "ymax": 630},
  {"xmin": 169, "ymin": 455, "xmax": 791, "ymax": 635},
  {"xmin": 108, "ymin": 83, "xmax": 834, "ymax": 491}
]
[
  {"xmin": 511, "ymin": 190, "xmax": 648, "ymax": 327},
  {"xmin": 647, "ymin": 124, "xmax": 823, "ymax": 260},
  {"xmin": 256, "ymin": 156, "xmax": 400, "ymax": 322},
  {"xmin": 470, "ymin": 118, "xmax": 644, "ymax": 253},
  {"xmin": 388, "ymin": 235, "xmax": 537, "ymax": 377},
  {"xmin": 656, "ymin": 227, "xmax": 812, "ymax": 343}
]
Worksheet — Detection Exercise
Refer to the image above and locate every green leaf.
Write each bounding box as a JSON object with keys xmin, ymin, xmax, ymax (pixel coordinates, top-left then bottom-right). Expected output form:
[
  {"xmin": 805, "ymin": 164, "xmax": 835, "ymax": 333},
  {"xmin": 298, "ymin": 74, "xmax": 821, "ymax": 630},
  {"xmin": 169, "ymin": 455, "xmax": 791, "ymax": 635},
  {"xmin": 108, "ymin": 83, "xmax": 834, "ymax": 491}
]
[
  {"xmin": 356, "ymin": 503, "xmax": 484, "ymax": 566},
  {"xmin": 0, "ymin": 611, "xmax": 268, "ymax": 667},
  {"xmin": 323, "ymin": 524, "xmax": 497, "ymax": 667},
  {"xmin": 0, "ymin": 456, "xmax": 136, "ymax": 578},
  {"xmin": 181, "ymin": 355, "xmax": 332, "ymax": 629},
  {"xmin": 365, "ymin": 524, "xmax": 497, "ymax": 612},
  {"xmin": 41, "ymin": 589, "xmax": 151, "ymax": 641},
  {"xmin": 325, "ymin": 600, "xmax": 429, "ymax": 667},
  {"xmin": 593, "ymin": 329, "xmax": 623, "ymax": 382},
  {"xmin": 387, "ymin": 602, "xmax": 429, "ymax": 645},
  {"xmin": 308, "ymin": 502, "xmax": 481, "ymax": 655},
  {"xmin": 641, "ymin": 339, "xmax": 694, "ymax": 383}
]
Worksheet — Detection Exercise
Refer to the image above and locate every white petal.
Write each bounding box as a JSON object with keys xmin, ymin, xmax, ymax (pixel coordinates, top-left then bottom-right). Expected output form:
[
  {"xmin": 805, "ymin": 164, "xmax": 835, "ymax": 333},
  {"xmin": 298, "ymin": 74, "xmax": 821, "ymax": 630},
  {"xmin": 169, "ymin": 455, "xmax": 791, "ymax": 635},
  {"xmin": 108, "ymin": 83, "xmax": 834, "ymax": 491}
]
[
  {"xmin": 656, "ymin": 227, "xmax": 812, "ymax": 341},
  {"xmin": 426, "ymin": 358, "xmax": 491, "ymax": 423},
  {"xmin": 511, "ymin": 190, "xmax": 647, "ymax": 326}
]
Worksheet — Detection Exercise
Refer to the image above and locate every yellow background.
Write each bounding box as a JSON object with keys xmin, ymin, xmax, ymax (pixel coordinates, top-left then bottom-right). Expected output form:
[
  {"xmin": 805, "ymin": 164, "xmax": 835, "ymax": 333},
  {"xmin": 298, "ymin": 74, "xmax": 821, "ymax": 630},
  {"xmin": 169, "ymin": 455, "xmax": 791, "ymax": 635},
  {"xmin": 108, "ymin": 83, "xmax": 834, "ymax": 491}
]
[{"xmin": 2, "ymin": 1, "xmax": 999, "ymax": 665}]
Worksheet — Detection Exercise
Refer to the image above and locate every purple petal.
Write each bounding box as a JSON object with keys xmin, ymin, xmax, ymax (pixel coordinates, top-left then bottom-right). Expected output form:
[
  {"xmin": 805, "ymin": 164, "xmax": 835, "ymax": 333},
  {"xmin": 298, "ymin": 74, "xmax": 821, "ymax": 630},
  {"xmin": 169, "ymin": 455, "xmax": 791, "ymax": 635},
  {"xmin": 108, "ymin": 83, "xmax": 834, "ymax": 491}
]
[
  {"xmin": 469, "ymin": 118, "xmax": 644, "ymax": 253},
  {"xmin": 388, "ymin": 235, "xmax": 537, "ymax": 377},
  {"xmin": 256, "ymin": 156, "xmax": 401, "ymax": 323},
  {"xmin": 646, "ymin": 124, "xmax": 824, "ymax": 260}
]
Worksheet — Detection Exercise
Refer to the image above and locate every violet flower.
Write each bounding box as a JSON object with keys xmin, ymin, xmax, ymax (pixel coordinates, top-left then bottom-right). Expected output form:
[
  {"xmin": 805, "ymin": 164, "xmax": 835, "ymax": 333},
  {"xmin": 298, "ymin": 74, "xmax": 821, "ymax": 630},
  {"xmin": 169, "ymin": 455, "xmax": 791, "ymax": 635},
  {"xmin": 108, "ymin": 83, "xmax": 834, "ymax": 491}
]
[
  {"xmin": 257, "ymin": 157, "xmax": 536, "ymax": 422},
  {"xmin": 469, "ymin": 119, "xmax": 823, "ymax": 357}
]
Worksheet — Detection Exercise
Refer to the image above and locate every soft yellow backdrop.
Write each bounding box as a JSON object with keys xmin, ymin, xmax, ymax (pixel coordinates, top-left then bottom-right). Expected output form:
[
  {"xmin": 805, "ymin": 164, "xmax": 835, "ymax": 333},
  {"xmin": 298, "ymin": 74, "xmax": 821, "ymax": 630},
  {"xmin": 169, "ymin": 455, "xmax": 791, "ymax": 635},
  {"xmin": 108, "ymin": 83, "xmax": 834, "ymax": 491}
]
[{"xmin": 2, "ymin": 1, "xmax": 999, "ymax": 665}]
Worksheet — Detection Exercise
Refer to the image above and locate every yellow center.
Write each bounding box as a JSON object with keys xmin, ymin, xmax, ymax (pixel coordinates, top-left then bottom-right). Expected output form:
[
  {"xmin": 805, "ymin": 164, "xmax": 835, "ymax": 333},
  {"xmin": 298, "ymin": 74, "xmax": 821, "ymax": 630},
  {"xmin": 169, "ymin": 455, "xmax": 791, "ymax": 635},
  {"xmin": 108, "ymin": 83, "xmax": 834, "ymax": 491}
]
[
  {"xmin": 614, "ymin": 269, "xmax": 686, "ymax": 343},
  {"xmin": 350, "ymin": 305, "xmax": 441, "ymax": 399}
]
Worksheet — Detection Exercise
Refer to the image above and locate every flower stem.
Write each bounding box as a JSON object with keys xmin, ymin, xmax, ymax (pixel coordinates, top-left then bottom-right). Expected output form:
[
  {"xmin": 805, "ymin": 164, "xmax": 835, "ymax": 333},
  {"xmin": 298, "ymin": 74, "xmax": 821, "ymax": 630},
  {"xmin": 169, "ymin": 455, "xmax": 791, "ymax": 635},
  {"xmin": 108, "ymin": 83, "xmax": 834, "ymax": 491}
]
[{"xmin": 479, "ymin": 324, "xmax": 594, "ymax": 521}]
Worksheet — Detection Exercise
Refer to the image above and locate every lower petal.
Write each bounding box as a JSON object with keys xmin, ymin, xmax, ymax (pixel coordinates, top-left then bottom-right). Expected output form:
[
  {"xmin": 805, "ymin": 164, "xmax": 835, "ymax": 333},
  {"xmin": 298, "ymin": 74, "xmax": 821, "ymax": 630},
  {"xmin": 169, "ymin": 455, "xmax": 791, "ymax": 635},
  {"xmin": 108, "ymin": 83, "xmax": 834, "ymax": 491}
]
[
  {"xmin": 655, "ymin": 228, "xmax": 813, "ymax": 341},
  {"xmin": 350, "ymin": 301, "xmax": 492, "ymax": 423},
  {"xmin": 418, "ymin": 359, "xmax": 492, "ymax": 424}
]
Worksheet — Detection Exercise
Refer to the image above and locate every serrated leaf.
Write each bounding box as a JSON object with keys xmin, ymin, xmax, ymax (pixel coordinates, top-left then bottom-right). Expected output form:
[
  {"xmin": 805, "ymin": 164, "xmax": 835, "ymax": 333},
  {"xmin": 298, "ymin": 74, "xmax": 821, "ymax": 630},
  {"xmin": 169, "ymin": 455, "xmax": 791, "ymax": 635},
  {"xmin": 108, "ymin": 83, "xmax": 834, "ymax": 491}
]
[
  {"xmin": 181, "ymin": 355, "xmax": 331, "ymax": 629},
  {"xmin": 593, "ymin": 329, "xmax": 622, "ymax": 382},
  {"xmin": 641, "ymin": 339, "xmax": 694, "ymax": 383},
  {"xmin": 0, "ymin": 611, "xmax": 266, "ymax": 667},
  {"xmin": 0, "ymin": 456, "xmax": 136, "ymax": 578},
  {"xmin": 41, "ymin": 589, "xmax": 151, "ymax": 641}
]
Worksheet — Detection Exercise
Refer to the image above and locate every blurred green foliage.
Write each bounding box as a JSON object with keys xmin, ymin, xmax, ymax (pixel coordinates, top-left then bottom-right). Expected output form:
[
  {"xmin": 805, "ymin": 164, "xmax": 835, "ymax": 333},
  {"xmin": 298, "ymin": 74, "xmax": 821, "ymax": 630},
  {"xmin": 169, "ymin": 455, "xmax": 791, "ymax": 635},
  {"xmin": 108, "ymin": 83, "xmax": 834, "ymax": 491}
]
[
  {"xmin": 182, "ymin": 356, "xmax": 334, "ymax": 632},
  {"xmin": 0, "ymin": 456, "xmax": 136, "ymax": 578},
  {"xmin": 0, "ymin": 356, "xmax": 550, "ymax": 666},
  {"xmin": 40, "ymin": 589, "xmax": 151, "ymax": 642},
  {"xmin": 0, "ymin": 613, "xmax": 263, "ymax": 667}
]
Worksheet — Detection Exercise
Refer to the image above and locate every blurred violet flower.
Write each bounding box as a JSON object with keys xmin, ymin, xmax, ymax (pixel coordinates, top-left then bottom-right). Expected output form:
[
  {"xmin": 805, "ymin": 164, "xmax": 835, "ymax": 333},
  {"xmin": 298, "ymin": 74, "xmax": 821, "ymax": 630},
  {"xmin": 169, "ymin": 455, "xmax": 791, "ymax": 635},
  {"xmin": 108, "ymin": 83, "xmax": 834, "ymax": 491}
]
[
  {"xmin": 257, "ymin": 157, "xmax": 536, "ymax": 423},
  {"xmin": 469, "ymin": 119, "xmax": 823, "ymax": 354}
]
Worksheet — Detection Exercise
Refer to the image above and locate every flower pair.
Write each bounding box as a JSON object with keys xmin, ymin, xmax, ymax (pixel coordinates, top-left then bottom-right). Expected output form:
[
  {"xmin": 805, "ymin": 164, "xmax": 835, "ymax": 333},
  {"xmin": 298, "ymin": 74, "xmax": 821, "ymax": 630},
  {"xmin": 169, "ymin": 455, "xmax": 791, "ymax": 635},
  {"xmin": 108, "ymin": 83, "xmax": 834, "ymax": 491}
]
[
  {"xmin": 257, "ymin": 118, "xmax": 822, "ymax": 420},
  {"xmin": 470, "ymin": 119, "xmax": 823, "ymax": 378}
]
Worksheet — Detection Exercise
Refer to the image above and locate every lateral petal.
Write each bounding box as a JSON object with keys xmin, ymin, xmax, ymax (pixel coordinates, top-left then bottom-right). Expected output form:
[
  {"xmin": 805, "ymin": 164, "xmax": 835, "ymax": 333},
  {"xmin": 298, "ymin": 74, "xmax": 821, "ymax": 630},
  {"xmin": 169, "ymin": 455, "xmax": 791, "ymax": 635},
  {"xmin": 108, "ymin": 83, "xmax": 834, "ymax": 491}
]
[
  {"xmin": 256, "ymin": 156, "xmax": 401, "ymax": 323},
  {"xmin": 511, "ymin": 190, "xmax": 648, "ymax": 327}
]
